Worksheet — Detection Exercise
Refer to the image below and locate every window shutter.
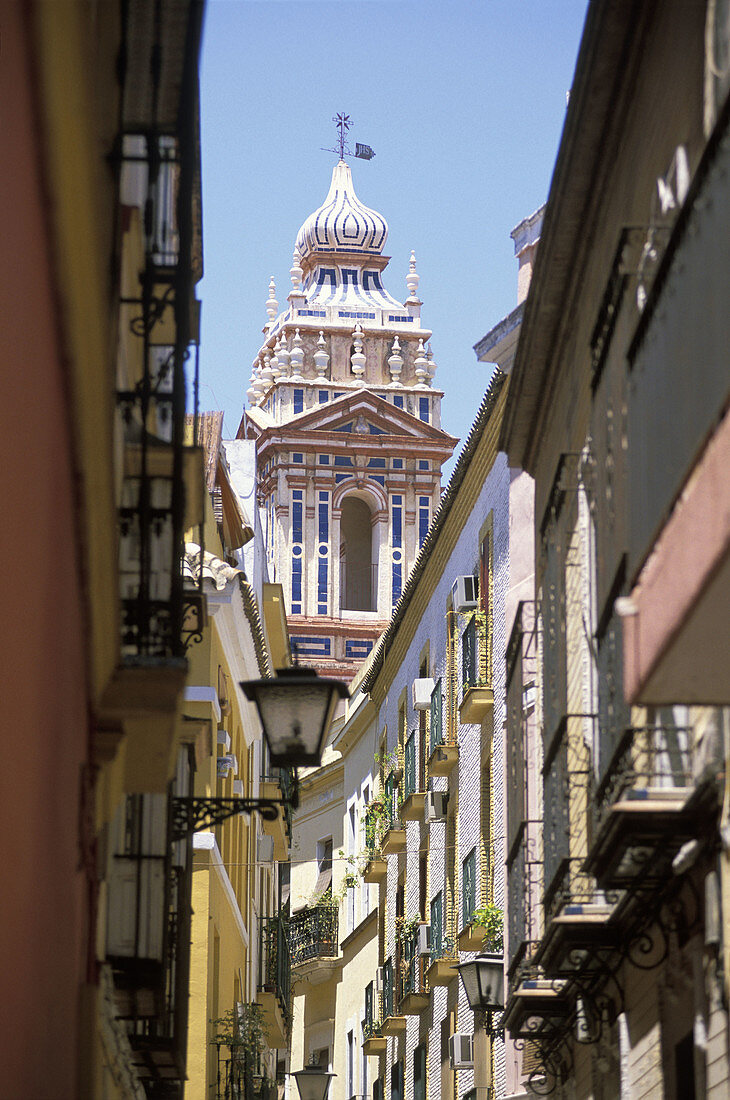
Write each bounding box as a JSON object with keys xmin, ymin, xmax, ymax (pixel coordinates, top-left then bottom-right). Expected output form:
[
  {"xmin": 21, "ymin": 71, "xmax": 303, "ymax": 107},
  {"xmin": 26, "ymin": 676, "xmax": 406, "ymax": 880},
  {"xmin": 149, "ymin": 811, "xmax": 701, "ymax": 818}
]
[{"xmin": 430, "ymin": 680, "xmax": 442, "ymax": 755}]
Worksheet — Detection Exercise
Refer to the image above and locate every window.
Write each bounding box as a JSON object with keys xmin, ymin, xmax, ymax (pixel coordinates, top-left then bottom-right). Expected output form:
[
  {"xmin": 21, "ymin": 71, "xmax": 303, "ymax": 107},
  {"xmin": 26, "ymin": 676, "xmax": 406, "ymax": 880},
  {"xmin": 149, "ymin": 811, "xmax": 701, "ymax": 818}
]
[
  {"xmin": 293, "ymin": 388, "xmax": 304, "ymax": 414},
  {"xmin": 393, "ymin": 394, "xmax": 404, "ymax": 409},
  {"xmin": 347, "ymin": 1030, "xmax": 354, "ymax": 1099},
  {"xmin": 318, "ymin": 453, "xmax": 330, "ymax": 465},
  {"xmin": 418, "ymin": 459, "xmax": 429, "ymax": 471},
  {"xmin": 314, "ymin": 837, "xmax": 333, "ymax": 898},
  {"xmin": 391, "ymin": 1060, "xmax": 403, "ymax": 1100},
  {"xmin": 414, "ymin": 1043, "xmax": 426, "ymax": 1100},
  {"xmin": 418, "ymin": 495, "xmax": 430, "ymax": 548},
  {"xmin": 319, "ymin": 389, "xmax": 329, "ymax": 404},
  {"xmin": 419, "ymin": 396, "xmax": 430, "ymax": 422},
  {"xmin": 292, "ymin": 452, "xmax": 303, "ymax": 463},
  {"xmin": 392, "ymin": 457, "xmax": 403, "ymax": 469},
  {"xmin": 462, "ymin": 847, "xmax": 477, "ymax": 927}
]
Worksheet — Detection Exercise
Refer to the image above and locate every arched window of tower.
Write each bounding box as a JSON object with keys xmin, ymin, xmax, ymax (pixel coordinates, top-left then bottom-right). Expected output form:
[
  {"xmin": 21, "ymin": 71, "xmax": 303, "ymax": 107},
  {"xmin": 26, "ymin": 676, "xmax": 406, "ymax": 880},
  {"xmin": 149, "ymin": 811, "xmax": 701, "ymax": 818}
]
[{"xmin": 340, "ymin": 496, "xmax": 375, "ymax": 611}]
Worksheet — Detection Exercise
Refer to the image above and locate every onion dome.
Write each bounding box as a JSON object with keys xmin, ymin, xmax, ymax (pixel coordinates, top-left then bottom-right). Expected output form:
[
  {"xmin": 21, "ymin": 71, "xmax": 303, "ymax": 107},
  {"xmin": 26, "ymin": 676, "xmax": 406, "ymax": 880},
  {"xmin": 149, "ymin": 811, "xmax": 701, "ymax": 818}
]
[{"xmin": 295, "ymin": 160, "xmax": 388, "ymax": 261}]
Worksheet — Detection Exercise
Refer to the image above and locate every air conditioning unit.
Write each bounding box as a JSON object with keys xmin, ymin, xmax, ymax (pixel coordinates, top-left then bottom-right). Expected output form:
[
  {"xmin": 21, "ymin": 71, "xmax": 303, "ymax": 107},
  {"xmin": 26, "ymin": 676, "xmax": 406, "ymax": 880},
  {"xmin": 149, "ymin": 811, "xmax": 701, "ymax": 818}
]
[
  {"xmin": 374, "ymin": 967, "xmax": 384, "ymax": 993},
  {"xmin": 449, "ymin": 1033, "xmax": 473, "ymax": 1070},
  {"xmin": 452, "ymin": 575, "xmax": 478, "ymax": 613},
  {"xmin": 412, "ymin": 677, "xmax": 436, "ymax": 711},
  {"xmin": 257, "ymin": 834, "xmax": 275, "ymax": 863},
  {"xmin": 426, "ymin": 791, "xmax": 449, "ymax": 823},
  {"xmin": 217, "ymin": 754, "xmax": 237, "ymax": 777},
  {"xmin": 417, "ymin": 924, "xmax": 430, "ymax": 956},
  {"xmin": 217, "ymin": 728, "xmax": 231, "ymax": 751}
]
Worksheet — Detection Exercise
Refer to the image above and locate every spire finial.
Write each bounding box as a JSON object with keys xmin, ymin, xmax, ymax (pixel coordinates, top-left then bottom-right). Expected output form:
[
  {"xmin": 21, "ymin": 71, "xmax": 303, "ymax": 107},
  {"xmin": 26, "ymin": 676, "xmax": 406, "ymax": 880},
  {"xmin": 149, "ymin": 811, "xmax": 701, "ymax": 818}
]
[
  {"xmin": 265, "ymin": 276, "xmax": 278, "ymax": 325},
  {"xmin": 333, "ymin": 112, "xmax": 352, "ymax": 160},
  {"xmin": 406, "ymin": 251, "xmax": 420, "ymax": 301}
]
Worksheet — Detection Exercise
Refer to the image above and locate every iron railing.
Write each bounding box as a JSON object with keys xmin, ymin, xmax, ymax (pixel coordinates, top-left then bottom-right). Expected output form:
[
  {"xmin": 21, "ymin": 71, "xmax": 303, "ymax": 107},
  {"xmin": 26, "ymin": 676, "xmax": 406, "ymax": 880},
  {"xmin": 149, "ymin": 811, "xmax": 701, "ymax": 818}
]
[
  {"xmin": 593, "ymin": 724, "xmax": 694, "ymax": 838},
  {"xmin": 384, "ymin": 771, "xmax": 402, "ymax": 831},
  {"xmin": 261, "ymin": 916, "xmax": 291, "ymax": 1020},
  {"xmin": 363, "ymin": 980, "xmax": 382, "ymax": 1039},
  {"xmin": 542, "ymin": 716, "xmax": 595, "ymax": 925},
  {"xmin": 403, "ymin": 732, "xmax": 417, "ymax": 800},
  {"xmin": 400, "ymin": 928, "xmax": 429, "ymax": 1003},
  {"xmin": 382, "ymin": 958, "xmax": 395, "ymax": 1020},
  {"xmin": 289, "ymin": 905, "xmax": 339, "ymax": 967}
]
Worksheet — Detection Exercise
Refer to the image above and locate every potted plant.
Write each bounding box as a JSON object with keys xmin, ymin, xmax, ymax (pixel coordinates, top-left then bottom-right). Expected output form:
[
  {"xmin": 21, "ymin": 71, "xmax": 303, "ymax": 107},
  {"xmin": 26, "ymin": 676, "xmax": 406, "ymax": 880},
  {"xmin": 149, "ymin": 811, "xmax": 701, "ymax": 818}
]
[{"xmin": 471, "ymin": 903, "xmax": 504, "ymax": 951}]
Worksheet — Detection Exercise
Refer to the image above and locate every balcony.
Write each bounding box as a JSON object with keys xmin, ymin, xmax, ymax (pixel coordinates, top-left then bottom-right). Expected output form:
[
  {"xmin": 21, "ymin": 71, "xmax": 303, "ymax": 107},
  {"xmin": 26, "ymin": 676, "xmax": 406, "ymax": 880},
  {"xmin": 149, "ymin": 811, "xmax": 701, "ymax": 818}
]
[
  {"xmin": 427, "ymin": 739, "xmax": 458, "ymax": 778},
  {"xmin": 380, "ymin": 772, "xmax": 406, "ymax": 856},
  {"xmin": 362, "ymin": 802, "xmax": 388, "ymax": 882},
  {"xmin": 400, "ymin": 731, "xmax": 426, "ymax": 821},
  {"xmin": 535, "ymin": 859, "xmax": 617, "ymax": 978},
  {"xmin": 257, "ymin": 916, "xmax": 291, "ymax": 1048},
  {"xmin": 426, "ymin": 930, "xmax": 458, "ymax": 987},
  {"xmin": 585, "ymin": 724, "xmax": 712, "ymax": 890},
  {"xmin": 362, "ymin": 981, "xmax": 387, "ymax": 1056},
  {"xmin": 259, "ymin": 767, "xmax": 295, "ymax": 861},
  {"xmin": 458, "ymin": 613, "xmax": 493, "ymax": 724},
  {"xmin": 289, "ymin": 905, "xmax": 341, "ymax": 985},
  {"xmin": 398, "ymin": 927, "xmax": 430, "ymax": 1015},
  {"xmin": 380, "ymin": 959, "xmax": 406, "ymax": 1037}
]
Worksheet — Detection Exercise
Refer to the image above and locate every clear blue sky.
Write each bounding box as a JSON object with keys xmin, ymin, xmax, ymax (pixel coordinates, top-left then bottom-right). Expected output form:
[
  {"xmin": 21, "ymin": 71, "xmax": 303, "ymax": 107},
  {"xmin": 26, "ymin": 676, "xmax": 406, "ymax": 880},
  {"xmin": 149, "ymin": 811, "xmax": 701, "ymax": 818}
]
[{"xmin": 199, "ymin": 0, "xmax": 588, "ymax": 477}]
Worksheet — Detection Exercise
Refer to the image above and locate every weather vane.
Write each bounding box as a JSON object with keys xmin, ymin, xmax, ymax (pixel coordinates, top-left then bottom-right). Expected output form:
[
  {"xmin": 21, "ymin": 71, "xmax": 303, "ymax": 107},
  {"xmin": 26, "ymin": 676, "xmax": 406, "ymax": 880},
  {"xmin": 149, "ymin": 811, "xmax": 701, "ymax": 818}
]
[{"xmin": 322, "ymin": 113, "xmax": 376, "ymax": 161}]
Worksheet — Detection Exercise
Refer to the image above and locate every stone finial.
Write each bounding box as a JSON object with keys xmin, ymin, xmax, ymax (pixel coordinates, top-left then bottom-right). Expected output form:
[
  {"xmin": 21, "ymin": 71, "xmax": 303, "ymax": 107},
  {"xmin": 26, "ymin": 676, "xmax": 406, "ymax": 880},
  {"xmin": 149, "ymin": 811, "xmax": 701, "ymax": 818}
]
[
  {"xmin": 246, "ymin": 368, "xmax": 258, "ymax": 406},
  {"xmin": 290, "ymin": 328, "xmax": 305, "ymax": 381},
  {"xmin": 270, "ymin": 338, "xmax": 282, "ymax": 381},
  {"xmin": 261, "ymin": 351, "xmax": 276, "ymax": 387},
  {"xmin": 265, "ymin": 276, "xmax": 278, "ymax": 324},
  {"xmin": 426, "ymin": 341, "xmax": 437, "ymax": 382},
  {"xmin": 388, "ymin": 335, "xmax": 404, "ymax": 385},
  {"xmin": 290, "ymin": 248, "xmax": 303, "ymax": 290},
  {"xmin": 350, "ymin": 323, "xmax": 366, "ymax": 382},
  {"xmin": 406, "ymin": 250, "xmax": 420, "ymax": 301},
  {"xmin": 414, "ymin": 338, "xmax": 429, "ymax": 386},
  {"xmin": 253, "ymin": 356, "xmax": 267, "ymax": 399},
  {"xmin": 314, "ymin": 331, "xmax": 329, "ymax": 377},
  {"xmin": 277, "ymin": 333, "xmax": 291, "ymax": 378}
]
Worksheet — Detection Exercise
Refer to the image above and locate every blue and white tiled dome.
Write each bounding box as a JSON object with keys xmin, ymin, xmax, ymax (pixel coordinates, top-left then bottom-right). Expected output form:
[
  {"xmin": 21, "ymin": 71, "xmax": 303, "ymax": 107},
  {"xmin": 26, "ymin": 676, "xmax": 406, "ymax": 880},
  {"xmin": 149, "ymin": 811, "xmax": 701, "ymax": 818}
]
[{"xmin": 295, "ymin": 160, "xmax": 388, "ymax": 260}]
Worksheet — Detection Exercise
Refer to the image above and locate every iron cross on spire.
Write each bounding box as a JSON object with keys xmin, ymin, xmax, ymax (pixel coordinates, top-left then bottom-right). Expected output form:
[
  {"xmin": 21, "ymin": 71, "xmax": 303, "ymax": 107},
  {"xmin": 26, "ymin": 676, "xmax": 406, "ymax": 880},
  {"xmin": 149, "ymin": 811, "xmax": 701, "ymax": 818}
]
[
  {"xmin": 334, "ymin": 112, "xmax": 352, "ymax": 159},
  {"xmin": 322, "ymin": 113, "xmax": 376, "ymax": 161}
]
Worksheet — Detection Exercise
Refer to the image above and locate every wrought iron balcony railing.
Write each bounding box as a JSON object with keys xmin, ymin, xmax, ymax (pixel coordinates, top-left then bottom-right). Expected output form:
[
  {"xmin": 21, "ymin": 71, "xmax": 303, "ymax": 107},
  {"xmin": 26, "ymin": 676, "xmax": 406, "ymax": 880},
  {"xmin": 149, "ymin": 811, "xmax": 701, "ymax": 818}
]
[
  {"xmin": 399, "ymin": 929, "xmax": 429, "ymax": 1003},
  {"xmin": 593, "ymin": 724, "xmax": 694, "ymax": 834},
  {"xmin": 261, "ymin": 916, "xmax": 291, "ymax": 1019},
  {"xmin": 289, "ymin": 905, "xmax": 339, "ymax": 968},
  {"xmin": 384, "ymin": 771, "xmax": 403, "ymax": 831}
]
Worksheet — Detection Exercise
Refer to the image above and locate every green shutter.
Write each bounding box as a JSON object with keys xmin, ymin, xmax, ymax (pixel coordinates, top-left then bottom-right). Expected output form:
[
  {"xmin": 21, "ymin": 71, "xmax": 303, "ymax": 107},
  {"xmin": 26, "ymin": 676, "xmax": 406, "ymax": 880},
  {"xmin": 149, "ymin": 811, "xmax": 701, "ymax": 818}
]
[
  {"xmin": 430, "ymin": 892, "xmax": 442, "ymax": 958},
  {"xmin": 414, "ymin": 1044, "xmax": 427, "ymax": 1100},
  {"xmin": 463, "ymin": 617, "xmax": 477, "ymax": 687},
  {"xmin": 404, "ymin": 732, "xmax": 416, "ymax": 798},
  {"xmin": 463, "ymin": 848, "xmax": 476, "ymax": 927},
  {"xmin": 430, "ymin": 679, "xmax": 443, "ymax": 754}
]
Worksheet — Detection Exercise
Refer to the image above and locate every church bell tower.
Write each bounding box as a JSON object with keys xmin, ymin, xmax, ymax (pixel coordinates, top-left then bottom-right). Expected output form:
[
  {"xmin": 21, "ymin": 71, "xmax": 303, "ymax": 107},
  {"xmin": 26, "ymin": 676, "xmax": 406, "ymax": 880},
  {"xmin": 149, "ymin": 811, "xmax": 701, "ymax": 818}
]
[{"xmin": 238, "ymin": 153, "xmax": 456, "ymax": 680}]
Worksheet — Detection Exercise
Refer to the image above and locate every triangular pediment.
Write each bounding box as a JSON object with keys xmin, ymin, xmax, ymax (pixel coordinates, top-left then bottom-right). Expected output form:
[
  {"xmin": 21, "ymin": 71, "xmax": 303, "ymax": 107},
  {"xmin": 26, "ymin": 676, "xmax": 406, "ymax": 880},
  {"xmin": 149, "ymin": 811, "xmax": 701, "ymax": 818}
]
[{"xmin": 272, "ymin": 390, "xmax": 457, "ymax": 445}]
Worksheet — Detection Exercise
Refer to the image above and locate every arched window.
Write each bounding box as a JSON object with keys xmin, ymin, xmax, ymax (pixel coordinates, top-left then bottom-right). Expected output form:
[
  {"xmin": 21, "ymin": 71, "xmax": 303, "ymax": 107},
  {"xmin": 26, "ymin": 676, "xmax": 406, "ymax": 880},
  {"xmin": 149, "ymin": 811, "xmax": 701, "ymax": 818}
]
[{"xmin": 340, "ymin": 496, "xmax": 374, "ymax": 611}]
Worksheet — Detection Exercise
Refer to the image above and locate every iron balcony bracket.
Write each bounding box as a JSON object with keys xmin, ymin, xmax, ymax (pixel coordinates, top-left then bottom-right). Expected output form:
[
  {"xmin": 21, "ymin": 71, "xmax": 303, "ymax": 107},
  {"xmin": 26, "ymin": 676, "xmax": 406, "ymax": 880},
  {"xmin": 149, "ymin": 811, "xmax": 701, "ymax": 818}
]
[{"xmin": 172, "ymin": 795, "xmax": 286, "ymax": 841}]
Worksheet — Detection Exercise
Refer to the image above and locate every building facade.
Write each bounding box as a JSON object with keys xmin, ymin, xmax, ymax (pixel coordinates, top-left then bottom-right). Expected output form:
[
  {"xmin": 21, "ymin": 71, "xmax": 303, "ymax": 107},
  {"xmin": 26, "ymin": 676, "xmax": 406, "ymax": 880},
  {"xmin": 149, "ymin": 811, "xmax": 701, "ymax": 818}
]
[
  {"xmin": 238, "ymin": 159, "xmax": 456, "ymax": 680},
  {"xmin": 500, "ymin": 2, "xmax": 730, "ymax": 1097}
]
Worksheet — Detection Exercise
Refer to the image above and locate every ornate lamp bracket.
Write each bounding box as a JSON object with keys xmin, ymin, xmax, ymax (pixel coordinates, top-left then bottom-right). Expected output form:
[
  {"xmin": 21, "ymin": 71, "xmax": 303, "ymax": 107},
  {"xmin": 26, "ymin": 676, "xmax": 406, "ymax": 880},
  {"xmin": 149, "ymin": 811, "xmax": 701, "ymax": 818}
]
[{"xmin": 171, "ymin": 792, "xmax": 293, "ymax": 841}]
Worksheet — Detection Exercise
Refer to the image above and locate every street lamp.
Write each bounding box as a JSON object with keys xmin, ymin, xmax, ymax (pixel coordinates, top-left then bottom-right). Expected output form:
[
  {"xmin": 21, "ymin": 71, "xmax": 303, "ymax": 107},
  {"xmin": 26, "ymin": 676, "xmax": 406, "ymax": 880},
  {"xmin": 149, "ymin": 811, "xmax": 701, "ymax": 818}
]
[
  {"xmin": 171, "ymin": 666, "xmax": 348, "ymax": 839},
  {"xmin": 240, "ymin": 666, "xmax": 349, "ymax": 768},
  {"xmin": 456, "ymin": 953, "xmax": 504, "ymax": 1015},
  {"xmin": 457, "ymin": 953, "xmax": 504, "ymax": 1100},
  {"xmin": 292, "ymin": 1064, "xmax": 337, "ymax": 1100}
]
